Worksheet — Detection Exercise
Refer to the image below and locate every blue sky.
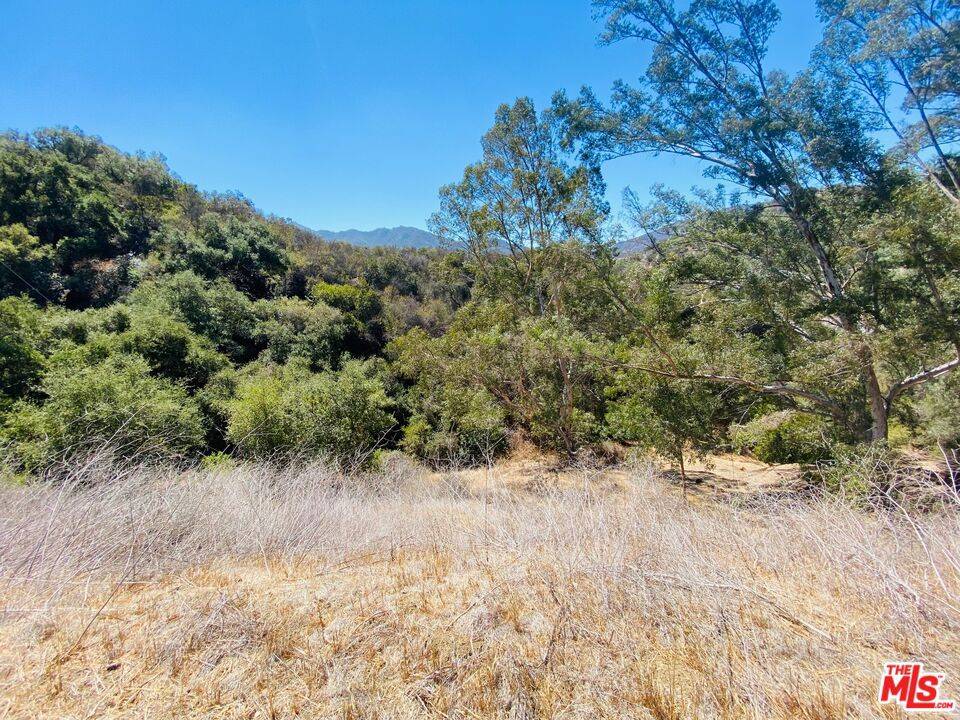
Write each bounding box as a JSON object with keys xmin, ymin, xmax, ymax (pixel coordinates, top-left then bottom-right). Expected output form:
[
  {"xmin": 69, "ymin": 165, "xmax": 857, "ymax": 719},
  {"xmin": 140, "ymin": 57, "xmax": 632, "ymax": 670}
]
[{"xmin": 2, "ymin": 1, "xmax": 823, "ymax": 231}]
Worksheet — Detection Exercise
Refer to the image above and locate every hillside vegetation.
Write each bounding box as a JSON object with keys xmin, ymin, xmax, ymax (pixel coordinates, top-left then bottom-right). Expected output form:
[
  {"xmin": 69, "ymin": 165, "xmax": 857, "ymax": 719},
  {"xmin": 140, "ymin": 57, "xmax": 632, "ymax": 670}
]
[
  {"xmin": 1, "ymin": 0, "xmax": 959, "ymax": 716},
  {"xmin": 2, "ymin": 0, "xmax": 959, "ymax": 482}
]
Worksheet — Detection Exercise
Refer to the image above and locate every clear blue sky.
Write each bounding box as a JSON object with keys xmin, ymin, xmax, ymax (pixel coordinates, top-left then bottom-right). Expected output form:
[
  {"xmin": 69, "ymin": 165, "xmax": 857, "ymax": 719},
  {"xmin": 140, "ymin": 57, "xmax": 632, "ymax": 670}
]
[{"xmin": 1, "ymin": 1, "xmax": 822, "ymax": 231}]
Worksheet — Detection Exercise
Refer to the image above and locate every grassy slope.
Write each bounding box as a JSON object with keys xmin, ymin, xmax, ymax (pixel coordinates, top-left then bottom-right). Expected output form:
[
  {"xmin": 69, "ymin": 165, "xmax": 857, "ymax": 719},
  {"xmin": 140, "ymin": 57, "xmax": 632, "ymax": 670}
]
[{"xmin": 0, "ymin": 458, "xmax": 958, "ymax": 719}]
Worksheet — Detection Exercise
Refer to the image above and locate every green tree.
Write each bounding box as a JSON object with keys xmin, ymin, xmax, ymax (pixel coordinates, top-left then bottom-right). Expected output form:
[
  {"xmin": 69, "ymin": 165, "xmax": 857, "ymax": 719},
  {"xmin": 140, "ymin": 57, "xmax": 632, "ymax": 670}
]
[
  {"xmin": 556, "ymin": 0, "xmax": 958, "ymax": 442},
  {"xmin": 613, "ymin": 182, "xmax": 959, "ymax": 444},
  {"xmin": 818, "ymin": 0, "xmax": 960, "ymax": 205},
  {"xmin": 607, "ymin": 374, "xmax": 723, "ymax": 487},
  {"xmin": 430, "ymin": 98, "xmax": 609, "ymax": 318}
]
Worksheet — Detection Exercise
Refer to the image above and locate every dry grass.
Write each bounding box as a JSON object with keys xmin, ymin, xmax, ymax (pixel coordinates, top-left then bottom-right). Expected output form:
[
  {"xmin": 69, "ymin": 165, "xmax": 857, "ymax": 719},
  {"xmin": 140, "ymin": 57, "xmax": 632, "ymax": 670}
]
[{"xmin": 0, "ymin": 455, "xmax": 958, "ymax": 719}]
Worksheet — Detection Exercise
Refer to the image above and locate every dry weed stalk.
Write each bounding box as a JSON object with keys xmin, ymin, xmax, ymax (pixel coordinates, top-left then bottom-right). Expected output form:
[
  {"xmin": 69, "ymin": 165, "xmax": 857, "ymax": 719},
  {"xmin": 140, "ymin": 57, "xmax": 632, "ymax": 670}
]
[{"xmin": 0, "ymin": 455, "xmax": 957, "ymax": 718}]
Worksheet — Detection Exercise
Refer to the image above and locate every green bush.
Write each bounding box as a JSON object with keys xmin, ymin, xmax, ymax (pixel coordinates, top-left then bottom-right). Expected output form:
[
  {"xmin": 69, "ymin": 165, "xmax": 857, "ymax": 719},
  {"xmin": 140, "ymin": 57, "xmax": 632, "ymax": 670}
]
[
  {"xmin": 38, "ymin": 305, "xmax": 116, "ymax": 347},
  {"xmin": 917, "ymin": 373, "xmax": 960, "ymax": 448},
  {"xmin": 518, "ymin": 317, "xmax": 607, "ymax": 454},
  {"xmin": 226, "ymin": 359, "xmax": 396, "ymax": 463},
  {"xmin": 151, "ymin": 213, "xmax": 289, "ymax": 298},
  {"xmin": 311, "ymin": 281, "xmax": 381, "ymax": 322},
  {"xmin": 116, "ymin": 312, "xmax": 230, "ymax": 390},
  {"xmin": 730, "ymin": 410, "xmax": 832, "ymax": 464},
  {"xmin": 606, "ymin": 375, "xmax": 723, "ymax": 474},
  {"xmin": 200, "ymin": 451, "xmax": 236, "ymax": 471},
  {"xmin": 0, "ymin": 296, "xmax": 47, "ymax": 410},
  {"xmin": 401, "ymin": 386, "xmax": 508, "ymax": 465},
  {"xmin": 23, "ymin": 296, "xmax": 231, "ymax": 394},
  {"xmin": 392, "ymin": 310, "xmax": 607, "ymax": 461},
  {"xmin": 309, "ymin": 281, "xmax": 385, "ymax": 355},
  {"xmin": 0, "ymin": 224, "xmax": 56, "ymax": 302},
  {"xmin": 196, "ymin": 367, "xmax": 239, "ymax": 433},
  {"xmin": 812, "ymin": 442, "xmax": 896, "ymax": 499},
  {"xmin": 127, "ymin": 272, "xmax": 258, "ymax": 361},
  {"xmin": 1, "ymin": 354, "xmax": 205, "ymax": 470},
  {"xmin": 253, "ymin": 297, "xmax": 348, "ymax": 369}
]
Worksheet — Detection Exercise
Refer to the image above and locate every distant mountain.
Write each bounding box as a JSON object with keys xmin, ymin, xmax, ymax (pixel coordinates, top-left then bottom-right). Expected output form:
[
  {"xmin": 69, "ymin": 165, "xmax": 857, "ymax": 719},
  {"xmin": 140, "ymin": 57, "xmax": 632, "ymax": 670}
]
[
  {"xmin": 615, "ymin": 229, "xmax": 673, "ymax": 256},
  {"xmin": 311, "ymin": 224, "xmax": 667, "ymax": 255},
  {"xmin": 313, "ymin": 226, "xmax": 441, "ymax": 249}
]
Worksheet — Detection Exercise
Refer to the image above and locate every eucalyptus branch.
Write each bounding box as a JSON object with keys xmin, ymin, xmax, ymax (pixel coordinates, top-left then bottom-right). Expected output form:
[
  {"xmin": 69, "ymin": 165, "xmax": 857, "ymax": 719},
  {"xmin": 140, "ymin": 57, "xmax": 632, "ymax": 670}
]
[{"xmin": 886, "ymin": 356, "xmax": 960, "ymax": 407}]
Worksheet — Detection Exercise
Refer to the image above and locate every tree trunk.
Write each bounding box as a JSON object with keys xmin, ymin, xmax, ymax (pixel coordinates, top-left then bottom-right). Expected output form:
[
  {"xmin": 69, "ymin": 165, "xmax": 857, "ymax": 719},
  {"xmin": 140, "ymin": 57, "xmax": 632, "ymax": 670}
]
[
  {"xmin": 788, "ymin": 206, "xmax": 889, "ymax": 442},
  {"xmin": 865, "ymin": 370, "xmax": 889, "ymax": 442},
  {"xmin": 678, "ymin": 451, "xmax": 687, "ymax": 498},
  {"xmin": 558, "ymin": 354, "xmax": 576, "ymax": 463}
]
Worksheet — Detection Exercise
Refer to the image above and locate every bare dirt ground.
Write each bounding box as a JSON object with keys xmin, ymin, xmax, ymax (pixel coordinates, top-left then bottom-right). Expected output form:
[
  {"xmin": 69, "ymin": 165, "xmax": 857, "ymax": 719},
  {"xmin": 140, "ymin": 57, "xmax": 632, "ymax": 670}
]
[
  {"xmin": 433, "ymin": 452, "xmax": 802, "ymax": 499},
  {"xmin": 0, "ymin": 456, "xmax": 957, "ymax": 719}
]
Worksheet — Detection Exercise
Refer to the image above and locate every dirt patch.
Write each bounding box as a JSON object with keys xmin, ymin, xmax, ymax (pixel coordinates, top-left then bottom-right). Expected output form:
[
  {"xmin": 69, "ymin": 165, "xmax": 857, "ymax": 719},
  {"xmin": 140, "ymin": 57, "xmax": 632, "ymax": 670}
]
[
  {"xmin": 428, "ymin": 452, "xmax": 803, "ymax": 500},
  {"xmin": 657, "ymin": 453, "xmax": 803, "ymax": 497}
]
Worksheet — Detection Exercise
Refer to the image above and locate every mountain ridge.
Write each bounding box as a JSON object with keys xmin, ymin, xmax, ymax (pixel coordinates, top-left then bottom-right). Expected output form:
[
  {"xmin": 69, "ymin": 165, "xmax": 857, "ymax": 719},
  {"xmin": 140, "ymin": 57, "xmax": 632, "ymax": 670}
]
[
  {"xmin": 307, "ymin": 224, "xmax": 666, "ymax": 256},
  {"xmin": 313, "ymin": 226, "xmax": 441, "ymax": 249}
]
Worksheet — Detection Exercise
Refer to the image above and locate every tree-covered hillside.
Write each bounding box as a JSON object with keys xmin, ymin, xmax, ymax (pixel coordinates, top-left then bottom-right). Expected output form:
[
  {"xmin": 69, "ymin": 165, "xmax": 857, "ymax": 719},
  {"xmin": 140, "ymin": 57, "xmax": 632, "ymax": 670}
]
[
  {"xmin": 1, "ymin": 0, "xmax": 958, "ymax": 487},
  {"xmin": 0, "ymin": 128, "xmax": 470, "ymax": 471}
]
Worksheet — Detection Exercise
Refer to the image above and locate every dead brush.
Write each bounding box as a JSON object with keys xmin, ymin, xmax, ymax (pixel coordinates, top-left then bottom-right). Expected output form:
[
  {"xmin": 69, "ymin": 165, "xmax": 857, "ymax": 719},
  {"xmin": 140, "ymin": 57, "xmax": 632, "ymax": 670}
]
[{"xmin": 0, "ymin": 454, "xmax": 958, "ymax": 718}]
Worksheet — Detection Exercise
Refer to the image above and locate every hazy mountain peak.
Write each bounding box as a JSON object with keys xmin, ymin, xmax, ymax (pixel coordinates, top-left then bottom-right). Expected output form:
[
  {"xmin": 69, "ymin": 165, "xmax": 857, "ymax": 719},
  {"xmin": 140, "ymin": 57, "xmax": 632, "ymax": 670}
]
[{"xmin": 314, "ymin": 226, "xmax": 440, "ymax": 249}]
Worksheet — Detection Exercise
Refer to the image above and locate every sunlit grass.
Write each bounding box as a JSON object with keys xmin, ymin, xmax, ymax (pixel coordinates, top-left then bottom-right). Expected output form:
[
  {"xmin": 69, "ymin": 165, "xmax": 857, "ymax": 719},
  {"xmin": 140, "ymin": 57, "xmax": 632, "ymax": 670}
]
[{"xmin": 0, "ymin": 456, "xmax": 957, "ymax": 718}]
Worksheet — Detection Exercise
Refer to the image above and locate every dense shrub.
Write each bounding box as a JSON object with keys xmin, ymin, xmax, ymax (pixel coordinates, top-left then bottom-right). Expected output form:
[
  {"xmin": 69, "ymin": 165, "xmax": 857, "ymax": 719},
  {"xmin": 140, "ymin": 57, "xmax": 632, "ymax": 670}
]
[
  {"xmin": 310, "ymin": 280, "xmax": 382, "ymax": 322},
  {"xmin": 110, "ymin": 310, "xmax": 229, "ymax": 390},
  {"xmin": 21, "ymin": 300, "xmax": 230, "ymax": 392},
  {"xmin": 252, "ymin": 298, "xmax": 348, "ymax": 369},
  {"xmin": 517, "ymin": 316, "xmax": 608, "ymax": 454},
  {"xmin": 1, "ymin": 354, "xmax": 205, "ymax": 470},
  {"xmin": 0, "ymin": 224, "xmax": 57, "ymax": 302},
  {"xmin": 0, "ymin": 296, "xmax": 47, "ymax": 410},
  {"xmin": 2, "ymin": 123, "xmax": 957, "ymax": 479},
  {"xmin": 226, "ymin": 360, "xmax": 396, "ymax": 463},
  {"xmin": 730, "ymin": 411, "xmax": 832, "ymax": 465},
  {"xmin": 151, "ymin": 213, "xmax": 289, "ymax": 298},
  {"xmin": 40, "ymin": 305, "xmax": 112, "ymax": 346},
  {"xmin": 381, "ymin": 288, "xmax": 455, "ymax": 340},
  {"xmin": 0, "ymin": 130, "xmax": 483, "ymax": 475},
  {"xmin": 402, "ymin": 386, "xmax": 508, "ymax": 465},
  {"xmin": 918, "ymin": 374, "xmax": 960, "ymax": 449},
  {"xmin": 310, "ymin": 280, "xmax": 385, "ymax": 355},
  {"xmin": 127, "ymin": 272, "xmax": 258, "ymax": 361},
  {"xmin": 393, "ymin": 309, "xmax": 607, "ymax": 461},
  {"xmin": 0, "ymin": 129, "xmax": 175, "ymax": 308}
]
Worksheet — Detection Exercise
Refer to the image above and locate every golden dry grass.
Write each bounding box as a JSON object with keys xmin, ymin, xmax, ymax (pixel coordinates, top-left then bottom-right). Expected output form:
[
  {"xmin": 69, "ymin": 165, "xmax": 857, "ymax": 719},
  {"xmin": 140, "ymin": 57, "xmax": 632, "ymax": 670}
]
[{"xmin": 0, "ymin": 457, "xmax": 958, "ymax": 719}]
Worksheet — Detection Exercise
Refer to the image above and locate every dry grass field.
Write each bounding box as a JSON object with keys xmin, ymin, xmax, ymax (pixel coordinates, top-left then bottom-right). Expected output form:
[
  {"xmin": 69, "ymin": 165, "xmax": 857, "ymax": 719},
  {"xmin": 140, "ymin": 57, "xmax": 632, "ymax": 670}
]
[{"xmin": 0, "ymin": 455, "xmax": 958, "ymax": 719}]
